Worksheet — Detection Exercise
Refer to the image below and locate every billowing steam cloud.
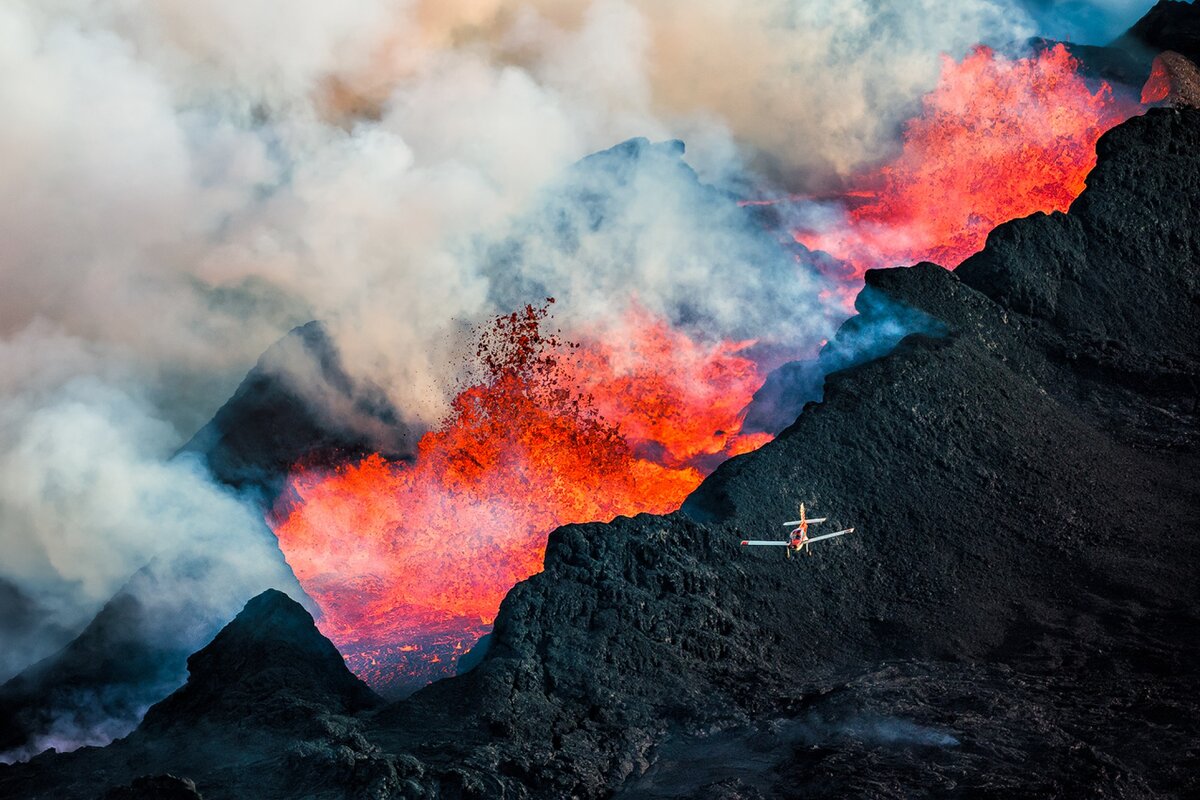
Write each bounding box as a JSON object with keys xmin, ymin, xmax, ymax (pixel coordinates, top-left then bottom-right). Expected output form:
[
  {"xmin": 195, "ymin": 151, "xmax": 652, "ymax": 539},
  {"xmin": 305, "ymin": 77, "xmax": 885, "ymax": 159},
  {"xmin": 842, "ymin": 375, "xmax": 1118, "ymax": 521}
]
[
  {"xmin": 0, "ymin": 0, "xmax": 1050, "ymax": 424},
  {"xmin": 0, "ymin": 330, "xmax": 302, "ymax": 671},
  {"xmin": 0, "ymin": 0, "xmax": 1146, "ymax": 757},
  {"xmin": 0, "ymin": 330, "xmax": 302, "ymax": 761}
]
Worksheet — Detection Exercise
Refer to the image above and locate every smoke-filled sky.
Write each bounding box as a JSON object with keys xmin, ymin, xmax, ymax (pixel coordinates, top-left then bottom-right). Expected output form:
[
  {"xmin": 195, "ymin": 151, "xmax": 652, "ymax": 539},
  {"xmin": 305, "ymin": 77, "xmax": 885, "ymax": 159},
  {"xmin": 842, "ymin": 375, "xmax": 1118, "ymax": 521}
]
[
  {"xmin": 0, "ymin": 0, "xmax": 1156, "ymax": 718},
  {"xmin": 1019, "ymin": 0, "xmax": 1156, "ymax": 42}
]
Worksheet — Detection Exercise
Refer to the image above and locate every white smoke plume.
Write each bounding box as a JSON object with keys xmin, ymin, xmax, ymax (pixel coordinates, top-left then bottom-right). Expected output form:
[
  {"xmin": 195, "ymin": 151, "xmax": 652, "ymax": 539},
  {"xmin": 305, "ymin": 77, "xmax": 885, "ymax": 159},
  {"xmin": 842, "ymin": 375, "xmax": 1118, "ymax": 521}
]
[
  {"xmin": 0, "ymin": 0, "xmax": 1140, "ymax": 756},
  {"xmin": 0, "ymin": 331, "xmax": 300, "ymax": 677},
  {"xmin": 0, "ymin": 0, "xmax": 1045, "ymax": 426}
]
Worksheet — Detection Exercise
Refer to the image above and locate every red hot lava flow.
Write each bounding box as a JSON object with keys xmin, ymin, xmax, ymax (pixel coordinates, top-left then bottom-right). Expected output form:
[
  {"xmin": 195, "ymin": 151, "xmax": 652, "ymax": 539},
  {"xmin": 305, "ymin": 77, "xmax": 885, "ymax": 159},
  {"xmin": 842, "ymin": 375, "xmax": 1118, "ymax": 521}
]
[
  {"xmin": 270, "ymin": 302, "xmax": 770, "ymax": 694},
  {"xmin": 794, "ymin": 44, "xmax": 1142, "ymax": 276},
  {"xmin": 269, "ymin": 44, "xmax": 1145, "ymax": 695}
]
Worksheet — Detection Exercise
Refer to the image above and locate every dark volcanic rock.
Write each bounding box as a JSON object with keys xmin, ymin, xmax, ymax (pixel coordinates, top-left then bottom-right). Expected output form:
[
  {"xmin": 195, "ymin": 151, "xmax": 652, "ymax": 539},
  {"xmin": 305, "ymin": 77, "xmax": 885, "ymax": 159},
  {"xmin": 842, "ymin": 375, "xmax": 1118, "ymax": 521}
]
[
  {"xmin": 1112, "ymin": 0, "xmax": 1200, "ymax": 67},
  {"xmin": 957, "ymin": 108, "xmax": 1200, "ymax": 362},
  {"xmin": 0, "ymin": 311, "xmax": 407, "ymax": 762},
  {"xmin": 0, "ymin": 591, "xmax": 389, "ymax": 799},
  {"xmin": 180, "ymin": 320, "xmax": 412, "ymax": 503},
  {"xmin": 444, "ymin": 108, "xmax": 1199, "ymax": 797},
  {"xmin": 742, "ymin": 287, "xmax": 945, "ymax": 434},
  {"xmin": 1, "ymin": 111, "xmax": 1198, "ymax": 800},
  {"xmin": 1035, "ymin": 1, "xmax": 1200, "ymax": 89},
  {"xmin": 0, "ymin": 580, "xmax": 188, "ymax": 761},
  {"xmin": 142, "ymin": 589, "xmax": 380, "ymax": 729}
]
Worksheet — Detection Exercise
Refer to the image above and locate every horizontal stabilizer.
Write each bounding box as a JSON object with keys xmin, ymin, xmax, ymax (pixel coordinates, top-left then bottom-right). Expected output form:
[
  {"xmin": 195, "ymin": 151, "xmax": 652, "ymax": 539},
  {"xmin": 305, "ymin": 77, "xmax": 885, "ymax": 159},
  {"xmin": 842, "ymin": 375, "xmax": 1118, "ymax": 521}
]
[
  {"xmin": 783, "ymin": 518, "xmax": 826, "ymax": 526},
  {"xmin": 803, "ymin": 528, "xmax": 854, "ymax": 545},
  {"xmin": 740, "ymin": 540, "xmax": 790, "ymax": 546}
]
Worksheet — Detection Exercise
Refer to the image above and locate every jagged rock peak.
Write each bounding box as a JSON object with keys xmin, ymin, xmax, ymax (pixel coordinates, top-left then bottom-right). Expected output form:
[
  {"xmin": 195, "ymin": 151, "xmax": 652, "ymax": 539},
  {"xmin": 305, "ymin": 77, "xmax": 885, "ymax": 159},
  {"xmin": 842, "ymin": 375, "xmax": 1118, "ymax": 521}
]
[
  {"xmin": 140, "ymin": 589, "xmax": 380, "ymax": 731},
  {"xmin": 1113, "ymin": 0, "xmax": 1200, "ymax": 65}
]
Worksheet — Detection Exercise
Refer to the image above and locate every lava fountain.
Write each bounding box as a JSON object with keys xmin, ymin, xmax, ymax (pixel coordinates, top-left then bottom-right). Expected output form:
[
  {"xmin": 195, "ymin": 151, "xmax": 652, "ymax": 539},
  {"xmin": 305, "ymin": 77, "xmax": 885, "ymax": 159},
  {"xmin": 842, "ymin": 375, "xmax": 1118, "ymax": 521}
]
[
  {"xmin": 270, "ymin": 301, "xmax": 770, "ymax": 694},
  {"xmin": 269, "ymin": 43, "xmax": 1146, "ymax": 696},
  {"xmin": 794, "ymin": 44, "xmax": 1142, "ymax": 276}
]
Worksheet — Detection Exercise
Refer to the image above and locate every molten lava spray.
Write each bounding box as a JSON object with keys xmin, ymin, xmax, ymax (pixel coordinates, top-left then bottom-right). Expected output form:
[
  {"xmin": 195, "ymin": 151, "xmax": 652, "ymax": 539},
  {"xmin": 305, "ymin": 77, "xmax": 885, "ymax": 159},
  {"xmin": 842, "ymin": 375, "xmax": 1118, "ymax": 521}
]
[
  {"xmin": 271, "ymin": 302, "xmax": 768, "ymax": 693},
  {"xmin": 270, "ymin": 43, "xmax": 1143, "ymax": 697},
  {"xmin": 794, "ymin": 44, "xmax": 1141, "ymax": 276}
]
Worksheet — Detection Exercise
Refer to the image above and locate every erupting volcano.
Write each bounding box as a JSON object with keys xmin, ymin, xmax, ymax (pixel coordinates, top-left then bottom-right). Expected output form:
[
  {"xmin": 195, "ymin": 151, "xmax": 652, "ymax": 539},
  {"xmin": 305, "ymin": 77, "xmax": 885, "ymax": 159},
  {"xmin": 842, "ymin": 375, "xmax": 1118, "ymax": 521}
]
[
  {"xmin": 6, "ymin": 0, "xmax": 1200, "ymax": 794},
  {"xmin": 268, "ymin": 44, "xmax": 1152, "ymax": 696},
  {"xmin": 794, "ymin": 44, "xmax": 1143, "ymax": 276},
  {"xmin": 270, "ymin": 302, "xmax": 770, "ymax": 693}
]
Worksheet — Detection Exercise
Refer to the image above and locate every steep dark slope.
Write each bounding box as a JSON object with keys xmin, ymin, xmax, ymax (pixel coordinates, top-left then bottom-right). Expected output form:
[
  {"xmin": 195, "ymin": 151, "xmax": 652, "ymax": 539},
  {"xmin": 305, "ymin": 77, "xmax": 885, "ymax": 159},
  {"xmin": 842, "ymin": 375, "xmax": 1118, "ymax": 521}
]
[
  {"xmin": 0, "ymin": 322, "xmax": 407, "ymax": 761},
  {"xmin": 451, "ymin": 297, "xmax": 1196, "ymax": 796},
  {"xmin": 141, "ymin": 589, "xmax": 380, "ymax": 730},
  {"xmin": 179, "ymin": 320, "xmax": 411, "ymax": 503},
  {"xmin": 405, "ymin": 108, "xmax": 1200, "ymax": 796},
  {"xmin": 1112, "ymin": 0, "xmax": 1200, "ymax": 67},
  {"xmin": 956, "ymin": 107, "xmax": 1199, "ymax": 363},
  {"xmin": 0, "ymin": 588, "xmax": 185, "ymax": 760},
  {"xmin": 0, "ymin": 591, "xmax": 387, "ymax": 800},
  {"xmin": 1, "ymin": 107, "xmax": 1196, "ymax": 799},
  {"xmin": 0, "ymin": 565, "xmax": 216, "ymax": 762},
  {"xmin": 1052, "ymin": 0, "xmax": 1200, "ymax": 87}
]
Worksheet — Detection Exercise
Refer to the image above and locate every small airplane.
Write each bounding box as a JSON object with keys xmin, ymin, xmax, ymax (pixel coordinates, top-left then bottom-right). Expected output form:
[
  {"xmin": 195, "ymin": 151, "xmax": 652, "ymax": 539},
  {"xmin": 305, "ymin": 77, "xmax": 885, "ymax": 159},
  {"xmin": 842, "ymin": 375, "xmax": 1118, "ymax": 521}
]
[{"xmin": 740, "ymin": 503, "xmax": 854, "ymax": 558}]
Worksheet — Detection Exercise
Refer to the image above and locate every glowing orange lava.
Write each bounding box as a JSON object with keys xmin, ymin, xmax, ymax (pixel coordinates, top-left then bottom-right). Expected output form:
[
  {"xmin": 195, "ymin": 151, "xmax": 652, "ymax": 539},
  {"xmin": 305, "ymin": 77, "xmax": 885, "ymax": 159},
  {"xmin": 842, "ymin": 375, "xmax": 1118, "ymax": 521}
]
[
  {"xmin": 795, "ymin": 44, "xmax": 1142, "ymax": 276},
  {"xmin": 270, "ymin": 44, "xmax": 1144, "ymax": 695},
  {"xmin": 1142, "ymin": 57, "xmax": 1172, "ymax": 104},
  {"xmin": 270, "ymin": 302, "xmax": 767, "ymax": 694}
]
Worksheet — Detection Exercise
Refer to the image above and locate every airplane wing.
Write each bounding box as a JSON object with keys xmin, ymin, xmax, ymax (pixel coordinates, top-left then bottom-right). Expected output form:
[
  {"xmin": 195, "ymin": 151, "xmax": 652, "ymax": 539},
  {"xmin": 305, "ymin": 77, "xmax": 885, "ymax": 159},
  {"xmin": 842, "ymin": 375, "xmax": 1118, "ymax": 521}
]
[
  {"xmin": 803, "ymin": 528, "xmax": 854, "ymax": 544},
  {"xmin": 740, "ymin": 540, "xmax": 791, "ymax": 546},
  {"xmin": 783, "ymin": 517, "xmax": 826, "ymax": 526}
]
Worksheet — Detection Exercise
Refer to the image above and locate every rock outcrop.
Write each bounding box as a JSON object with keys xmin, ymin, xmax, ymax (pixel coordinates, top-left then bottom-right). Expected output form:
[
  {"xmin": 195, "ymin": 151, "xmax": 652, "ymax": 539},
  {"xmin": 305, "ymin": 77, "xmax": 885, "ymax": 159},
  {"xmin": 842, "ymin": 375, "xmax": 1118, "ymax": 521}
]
[
  {"xmin": 179, "ymin": 321, "xmax": 412, "ymax": 503},
  {"xmin": 141, "ymin": 589, "xmax": 380, "ymax": 731}
]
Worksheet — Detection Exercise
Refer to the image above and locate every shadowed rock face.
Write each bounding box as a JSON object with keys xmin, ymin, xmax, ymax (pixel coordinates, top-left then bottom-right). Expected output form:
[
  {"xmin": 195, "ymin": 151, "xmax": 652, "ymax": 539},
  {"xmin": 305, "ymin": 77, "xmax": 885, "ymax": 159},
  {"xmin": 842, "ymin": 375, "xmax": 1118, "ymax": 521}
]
[
  {"xmin": 426, "ymin": 107, "xmax": 1199, "ymax": 795},
  {"xmin": 0, "ymin": 591, "xmax": 386, "ymax": 799},
  {"xmin": 1054, "ymin": 1, "xmax": 1200, "ymax": 87},
  {"xmin": 0, "ymin": 324, "xmax": 397, "ymax": 761},
  {"xmin": 956, "ymin": 108, "xmax": 1200, "ymax": 366},
  {"xmin": 453, "ymin": 109, "xmax": 1200, "ymax": 798},
  {"xmin": 0, "ymin": 581, "xmax": 189, "ymax": 761},
  {"xmin": 1113, "ymin": 0, "xmax": 1200, "ymax": 68},
  {"xmin": 179, "ymin": 320, "xmax": 412, "ymax": 505},
  {"xmin": 0, "ymin": 103, "xmax": 1197, "ymax": 800},
  {"xmin": 141, "ymin": 589, "xmax": 381, "ymax": 731}
]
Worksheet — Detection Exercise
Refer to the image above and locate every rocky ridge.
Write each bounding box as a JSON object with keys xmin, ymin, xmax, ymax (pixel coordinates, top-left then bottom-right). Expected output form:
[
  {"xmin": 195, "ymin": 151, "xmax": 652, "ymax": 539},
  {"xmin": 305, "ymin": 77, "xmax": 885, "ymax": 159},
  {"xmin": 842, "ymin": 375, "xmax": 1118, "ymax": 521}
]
[{"xmin": 0, "ymin": 104, "xmax": 1195, "ymax": 799}]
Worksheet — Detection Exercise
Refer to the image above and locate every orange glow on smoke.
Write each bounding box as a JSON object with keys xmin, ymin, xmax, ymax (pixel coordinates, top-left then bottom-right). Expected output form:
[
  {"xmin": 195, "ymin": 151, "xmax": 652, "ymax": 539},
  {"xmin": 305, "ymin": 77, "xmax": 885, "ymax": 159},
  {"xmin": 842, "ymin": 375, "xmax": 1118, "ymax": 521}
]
[
  {"xmin": 270, "ymin": 302, "xmax": 766, "ymax": 693},
  {"xmin": 795, "ymin": 44, "xmax": 1141, "ymax": 276},
  {"xmin": 271, "ymin": 44, "xmax": 1143, "ymax": 695}
]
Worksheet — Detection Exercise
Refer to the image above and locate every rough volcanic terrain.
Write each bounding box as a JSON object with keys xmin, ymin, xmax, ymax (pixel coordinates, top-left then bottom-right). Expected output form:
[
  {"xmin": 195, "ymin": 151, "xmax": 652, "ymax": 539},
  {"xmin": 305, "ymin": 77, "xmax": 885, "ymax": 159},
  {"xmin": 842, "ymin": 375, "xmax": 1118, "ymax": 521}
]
[
  {"xmin": 1054, "ymin": 0, "xmax": 1200, "ymax": 87},
  {"xmin": 180, "ymin": 320, "xmax": 413, "ymax": 503},
  {"xmin": 1113, "ymin": 0, "xmax": 1200, "ymax": 67},
  {"xmin": 1, "ymin": 107, "xmax": 1197, "ymax": 800}
]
